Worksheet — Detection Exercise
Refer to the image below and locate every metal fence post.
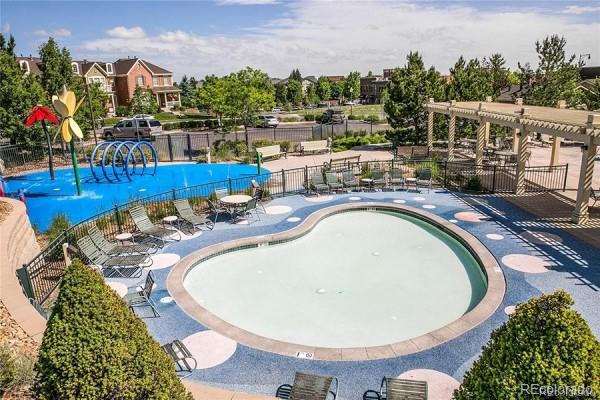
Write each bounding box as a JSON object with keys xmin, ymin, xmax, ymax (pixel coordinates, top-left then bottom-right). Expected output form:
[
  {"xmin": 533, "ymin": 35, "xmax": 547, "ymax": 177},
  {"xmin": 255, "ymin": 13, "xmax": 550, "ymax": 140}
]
[
  {"xmin": 228, "ymin": 177, "xmax": 233, "ymax": 193},
  {"xmin": 304, "ymin": 165, "xmax": 308, "ymax": 193},
  {"xmin": 114, "ymin": 205, "xmax": 122, "ymax": 233},
  {"xmin": 273, "ymin": 127, "xmax": 277, "ymax": 141},
  {"xmin": 443, "ymin": 160, "xmax": 448, "ymax": 187},
  {"xmin": 172, "ymin": 189, "xmax": 177, "ymax": 200},
  {"xmin": 167, "ymin": 135, "xmax": 174, "ymax": 162},
  {"xmin": 281, "ymin": 169, "xmax": 286, "ymax": 196},
  {"xmin": 492, "ymin": 165, "xmax": 497, "ymax": 193},
  {"xmin": 370, "ymin": 121, "xmax": 373, "ymax": 135},
  {"xmin": 345, "ymin": 119, "xmax": 348, "ymax": 137},
  {"xmin": 186, "ymin": 134, "xmax": 192, "ymax": 161},
  {"xmin": 206, "ymin": 132, "xmax": 211, "ymax": 148}
]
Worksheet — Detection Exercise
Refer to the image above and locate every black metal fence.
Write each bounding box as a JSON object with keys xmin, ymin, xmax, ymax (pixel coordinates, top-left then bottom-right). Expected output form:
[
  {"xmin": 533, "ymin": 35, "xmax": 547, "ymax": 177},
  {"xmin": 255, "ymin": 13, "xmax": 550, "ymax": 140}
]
[{"xmin": 17, "ymin": 158, "xmax": 568, "ymax": 316}]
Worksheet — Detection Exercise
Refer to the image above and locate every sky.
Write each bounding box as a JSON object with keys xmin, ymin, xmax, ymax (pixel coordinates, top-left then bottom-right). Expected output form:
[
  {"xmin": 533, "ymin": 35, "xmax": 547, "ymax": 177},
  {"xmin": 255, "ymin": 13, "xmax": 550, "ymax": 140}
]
[{"xmin": 1, "ymin": 0, "xmax": 599, "ymax": 81}]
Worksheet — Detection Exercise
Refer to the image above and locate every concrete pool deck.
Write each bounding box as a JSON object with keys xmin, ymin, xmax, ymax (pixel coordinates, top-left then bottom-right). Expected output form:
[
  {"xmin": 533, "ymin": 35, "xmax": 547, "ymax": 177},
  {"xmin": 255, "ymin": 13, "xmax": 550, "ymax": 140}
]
[{"xmin": 103, "ymin": 188, "xmax": 599, "ymax": 400}]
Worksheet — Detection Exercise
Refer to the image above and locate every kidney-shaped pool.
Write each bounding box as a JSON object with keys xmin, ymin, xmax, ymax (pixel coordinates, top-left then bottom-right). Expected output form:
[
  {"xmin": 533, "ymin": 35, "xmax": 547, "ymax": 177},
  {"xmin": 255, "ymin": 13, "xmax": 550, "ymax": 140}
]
[{"xmin": 183, "ymin": 209, "xmax": 490, "ymax": 349}]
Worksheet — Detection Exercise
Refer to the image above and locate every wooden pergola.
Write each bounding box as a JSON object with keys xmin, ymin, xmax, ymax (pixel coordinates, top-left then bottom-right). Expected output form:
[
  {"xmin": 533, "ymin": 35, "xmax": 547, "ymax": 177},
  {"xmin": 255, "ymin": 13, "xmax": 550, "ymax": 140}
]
[{"xmin": 425, "ymin": 98, "xmax": 600, "ymax": 225}]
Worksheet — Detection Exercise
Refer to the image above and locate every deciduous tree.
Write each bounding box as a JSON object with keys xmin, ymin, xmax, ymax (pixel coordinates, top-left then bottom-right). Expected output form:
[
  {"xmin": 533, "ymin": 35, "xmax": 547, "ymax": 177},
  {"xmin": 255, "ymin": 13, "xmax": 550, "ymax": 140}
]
[
  {"xmin": 38, "ymin": 37, "xmax": 73, "ymax": 99},
  {"xmin": 316, "ymin": 76, "xmax": 331, "ymax": 101},
  {"xmin": 344, "ymin": 71, "xmax": 360, "ymax": 100},
  {"xmin": 129, "ymin": 85, "xmax": 158, "ymax": 115},
  {"xmin": 286, "ymin": 79, "xmax": 303, "ymax": 106}
]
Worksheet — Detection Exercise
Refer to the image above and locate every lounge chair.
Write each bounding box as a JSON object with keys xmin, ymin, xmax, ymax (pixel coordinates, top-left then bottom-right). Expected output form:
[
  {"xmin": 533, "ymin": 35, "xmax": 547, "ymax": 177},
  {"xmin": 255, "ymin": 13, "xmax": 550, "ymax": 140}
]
[
  {"xmin": 342, "ymin": 170, "xmax": 359, "ymax": 191},
  {"xmin": 276, "ymin": 372, "xmax": 339, "ymax": 400},
  {"xmin": 389, "ymin": 168, "xmax": 405, "ymax": 190},
  {"xmin": 77, "ymin": 236, "xmax": 149, "ymax": 278},
  {"xmin": 162, "ymin": 339, "xmax": 198, "ymax": 378},
  {"xmin": 363, "ymin": 377, "xmax": 428, "ymax": 400},
  {"xmin": 88, "ymin": 225, "xmax": 157, "ymax": 256},
  {"xmin": 372, "ymin": 170, "xmax": 386, "ymax": 190},
  {"xmin": 173, "ymin": 199, "xmax": 214, "ymax": 232},
  {"xmin": 325, "ymin": 171, "xmax": 343, "ymax": 192},
  {"xmin": 129, "ymin": 204, "xmax": 180, "ymax": 244},
  {"xmin": 310, "ymin": 173, "xmax": 330, "ymax": 194},
  {"xmin": 124, "ymin": 271, "xmax": 159, "ymax": 317},
  {"xmin": 416, "ymin": 168, "xmax": 432, "ymax": 193}
]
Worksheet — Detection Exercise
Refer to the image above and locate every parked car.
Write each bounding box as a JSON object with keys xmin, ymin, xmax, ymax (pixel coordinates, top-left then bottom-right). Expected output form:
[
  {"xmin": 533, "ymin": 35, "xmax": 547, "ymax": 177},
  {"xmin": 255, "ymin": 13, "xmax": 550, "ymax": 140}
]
[
  {"xmin": 132, "ymin": 114, "xmax": 155, "ymax": 119},
  {"xmin": 103, "ymin": 118, "xmax": 162, "ymax": 140},
  {"xmin": 255, "ymin": 115, "xmax": 279, "ymax": 128},
  {"xmin": 317, "ymin": 102, "xmax": 328, "ymax": 108},
  {"xmin": 321, "ymin": 109, "xmax": 346, "ymax": 124},
  {"xmin": 271, "ymin": 107, "xmax": 282, "ymax": 113}
]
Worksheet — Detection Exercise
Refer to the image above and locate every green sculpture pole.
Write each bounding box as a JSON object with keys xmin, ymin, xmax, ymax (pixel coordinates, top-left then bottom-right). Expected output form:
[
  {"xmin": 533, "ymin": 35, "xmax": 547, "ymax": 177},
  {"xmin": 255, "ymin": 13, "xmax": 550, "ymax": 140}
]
[
  {"xmin": 69, "ymin": 138, "xmax": 82, "ymax": 195},
  {"xmin": 256, "ymin": 151, "xmax": 262, "ymax": 176}
]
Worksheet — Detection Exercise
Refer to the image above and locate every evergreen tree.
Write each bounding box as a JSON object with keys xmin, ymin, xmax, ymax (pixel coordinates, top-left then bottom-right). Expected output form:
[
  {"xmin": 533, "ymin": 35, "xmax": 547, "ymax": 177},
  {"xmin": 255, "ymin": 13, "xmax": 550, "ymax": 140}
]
[
  {"xmin": 289, "ymin": 68, "xmax": 302, "ymax": 81},
  {"xmin": 483, "ymin": 53, "xmax": 509, "ymax": 98},
  {"xmin": 0, "ymin": 34, "xmax": 46, "ymax": 144},
  {"xmin": 38, "ymin": 37, "xmax": 73, "ymax": 99},
  {"xmin": 526, "ymin": 35, "xmax": 583, "ymax": 107},
  {"xmin": 286, "ymin": 79, "xmax": 303, "ymax": 106},
  {"xmin": 316, "ymin": 76, "xmax": 331, "ymax": 101},
  {"xmin": 129, "ymin": 86, "xmax": 158, "ymax": 114},
  {"xmin": 275, "ymin": 83, "xmax": 288, "ymax": 106},
  {"xmin": 447, "ymin": 56, "xmax": 492, "ymax": 102},
  {"xmin": 304, "ymin": 83, "xmax": 319, "ymax": 105},
  {"xmin": 384, "ymin": 52, "xmax": 444, "ymax": 143},
  {"xmin": 344, "ymin": 71, "xmax": 360, "ymax": 100},
  {"xmin": 178, "ymin": 75, "xmax": 198, "ymax": 108}
]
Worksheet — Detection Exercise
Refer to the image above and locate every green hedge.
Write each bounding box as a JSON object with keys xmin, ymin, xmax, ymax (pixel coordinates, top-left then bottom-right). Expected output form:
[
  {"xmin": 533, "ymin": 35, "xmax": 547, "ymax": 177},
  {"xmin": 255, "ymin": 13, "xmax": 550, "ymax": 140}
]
[
  {"xmin": 332, "ymin": 133, "xmax": 387, "ymax": 152},
  {"xmin": 163, "ymin": 119, "xmax": 220, "ymax": 131},
  {"xmin": 454, "ymin": 291, "xmax": 600, "ymax": 399},
  {"xmin": 35, "ymin": 260, "xmax": 193, "ymax": 400}
]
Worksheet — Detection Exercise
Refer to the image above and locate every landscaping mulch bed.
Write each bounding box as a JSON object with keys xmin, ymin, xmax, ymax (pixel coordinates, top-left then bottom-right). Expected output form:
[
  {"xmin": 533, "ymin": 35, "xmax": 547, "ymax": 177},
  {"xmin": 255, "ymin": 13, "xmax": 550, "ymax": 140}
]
[{"xmin": 0, "ymin": 201, "xmax": 12, "ymax": 224}]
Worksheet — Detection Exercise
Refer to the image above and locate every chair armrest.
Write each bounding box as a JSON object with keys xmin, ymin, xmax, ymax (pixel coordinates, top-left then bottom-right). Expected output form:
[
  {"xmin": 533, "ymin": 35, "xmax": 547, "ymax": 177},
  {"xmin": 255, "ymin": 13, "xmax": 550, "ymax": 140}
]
[{"xmin": 275, "ymin": 384, "xmax": 292, "ymax": 399}]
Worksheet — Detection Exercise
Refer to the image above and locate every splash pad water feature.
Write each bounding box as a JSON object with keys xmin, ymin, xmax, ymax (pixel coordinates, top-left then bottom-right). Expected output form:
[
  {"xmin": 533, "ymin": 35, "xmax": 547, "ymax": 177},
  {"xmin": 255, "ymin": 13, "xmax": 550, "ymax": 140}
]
[{"xmin": 89, "ymin": 141, "xmax": 158, "ymax": 183}]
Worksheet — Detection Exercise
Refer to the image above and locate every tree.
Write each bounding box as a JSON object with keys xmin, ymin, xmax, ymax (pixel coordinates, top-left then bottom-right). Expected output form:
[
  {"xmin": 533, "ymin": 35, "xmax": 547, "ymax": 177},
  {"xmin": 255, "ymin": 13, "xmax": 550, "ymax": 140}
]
[
  {"xmin": 70, "ymin": 77, "xmax": 107, "ymax": 138},
  {"xmin": 582, "ymin": 77, "xmax": 600, "ymax": 111},
  {"xmin": 35, "ymin": 260, "xmax": 193, "ymax": 400},
  {"xmin": 0, "ymin": 34, "xmax": 46, "ymax": 144},
  {"xmin": 330, "ymin": 80, "xmax": 345, "ymax": 101},
  {"xmin": 289, "ymin": 68, "xmax": 302, "ymax": 81},
  {"xmin": 483, "ymin": 53, "xmax": 509, "ymax": 98},
  {"xmin": 316, "ymin": 76, "xmax": 331, "ymax": 101},
  {"xmin": 454, "ymin": 291, "xmax": 600, "ymax": 399},
  {"xmin": 525, "ymin": 35, "xmax": 583, "ymax": 107},
  {"xmin": 304, "ymin": 83, "xmax": 319, "ymax": 105},
  {"xmin": 274, "ymin": 83, "xmax": 288, "ymax": 106},
  {"xmin": 197, "ymin": 74, "xmax": 231, "ymax": 126},
  {"xmin": 344, "ymin": 71, "xmax": 360, "ymax": 100},
  {"xmin": 38, "ymin": 38, "xmax": 73, "ymax": 99},
  {"xmin": 129, "ymin": 85, "xmax": 158, "ymax": 115},
  {"xmin": 286, "ymin": 79, "xmax": 303, "ymax": 106},
  {"xmin": 178, "ymin": 75, "xmax": 199, "ymax": 108},
  {"xmin": 384, "ymin": 52, "xmax": 445, "ymax": 143},
  {"xmin": 228, "ymin": 67, "xmax": 275, "ymax": 133},
  {"xmin": 447, "ymin": 56, "xmax": 492, "ymax": 102}
]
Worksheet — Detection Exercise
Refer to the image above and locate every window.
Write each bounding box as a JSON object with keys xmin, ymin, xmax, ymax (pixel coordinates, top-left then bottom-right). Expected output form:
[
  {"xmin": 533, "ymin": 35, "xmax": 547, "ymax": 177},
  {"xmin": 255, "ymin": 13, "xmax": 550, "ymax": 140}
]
[
  {"xmin": 19, "ymin": 60, "xmax": 30, "ymax": 74},
  {"xmin": 152, "ymin": 77, "xmax": 159, "ymax": 86},
  {"xmin": 116, "ymin": 121, "xmax": 125, "ymax": 128},
  {"xmin": 149, "ymin": 120, "xmax": 161, "ymax": 127},
  {"xmin": 71, "ymin": 62, "xmax": 79, "ymax": 74},
  {"xmin": 163, "ymin": 76, "xmax": 171, "ymax": 86},
  {"xmin": 136, "ymin": 75, "xmax": 145, "ymax": 86},
  {"xmin": 105, "ymin": 63, "xmax": 113, "ymax": 74},
  {"xmin": 124, "ymin": 120, "xmax": 133, "ymax": 128},
  {"xmin": 137, "ymin": 120, "xmax": 149, "ymax": 128}
]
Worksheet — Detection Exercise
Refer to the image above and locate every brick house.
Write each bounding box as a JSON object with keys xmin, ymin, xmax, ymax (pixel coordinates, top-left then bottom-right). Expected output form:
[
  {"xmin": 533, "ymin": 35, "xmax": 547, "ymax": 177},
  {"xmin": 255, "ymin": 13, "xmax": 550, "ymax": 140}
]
[{"xmin": 16, "ymin": 55, "xmax": 180, "ymax": 114}]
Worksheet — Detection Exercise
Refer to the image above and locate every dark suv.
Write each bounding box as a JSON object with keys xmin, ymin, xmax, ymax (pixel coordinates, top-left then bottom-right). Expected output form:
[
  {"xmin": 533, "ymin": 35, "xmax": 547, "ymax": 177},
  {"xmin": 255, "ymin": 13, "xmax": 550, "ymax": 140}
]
[
  {"xmin": 103, "ymin": 118, "xmax": 161, "ymax": 140},
  {"xmin": 321, "ymin": 109, "xmax": 346, "ymax": 124}
]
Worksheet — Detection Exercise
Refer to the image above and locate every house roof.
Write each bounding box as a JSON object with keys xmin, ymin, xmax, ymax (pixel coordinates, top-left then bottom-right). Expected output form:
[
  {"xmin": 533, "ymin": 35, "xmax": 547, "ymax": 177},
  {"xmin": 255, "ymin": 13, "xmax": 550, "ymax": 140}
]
[
  {"xmin": 303, "ymin": 75, "xmax": 318, "ymax": 84},
  {"xmin": 497, "ymin": 84, "xmax": 530, "ymax": 103},
  {"xmin": 16, "ymin": 57, "xmax": 42, "ymax": 75},
  {"xmin": 152, "ymin": 85, "xmax": 181, "ymax": 93},
  {"xmin": 113, "ymin": 58, "xmax": 139, "ymax": 75},
  {"xmin": 581, "ymin": 66, "xmax": 600, "ymax": 80},
  {"xmin": 327, "ymin": 75, "xmax": 345, "ymax": 82},
  {"xmin": 141, "ymin": 59, "xmax": 172, "ymax": 75}
]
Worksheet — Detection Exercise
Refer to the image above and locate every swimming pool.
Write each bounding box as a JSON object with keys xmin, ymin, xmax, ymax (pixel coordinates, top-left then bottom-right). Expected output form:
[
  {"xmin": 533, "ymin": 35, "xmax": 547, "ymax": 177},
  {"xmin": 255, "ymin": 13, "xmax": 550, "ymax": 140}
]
[
  {"xmin": 6, "ymin": 163, "xmax": 265, "ymax": 231},
  {"xmin": 182, "ymin": 209, "xmax": 488, "ymax": 350}
]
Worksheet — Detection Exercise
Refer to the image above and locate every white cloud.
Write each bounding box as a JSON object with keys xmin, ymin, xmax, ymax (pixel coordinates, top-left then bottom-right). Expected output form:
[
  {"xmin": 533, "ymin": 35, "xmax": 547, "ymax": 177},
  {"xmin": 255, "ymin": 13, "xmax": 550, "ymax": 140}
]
[
  {"xmin": 80, "ymin": 1, "xmax": 599, "ymax": 80},
  {"xmin": 217, "ymin": 0, "xmax": 278, "ymax": 4},
  {"xmin": 106, "ymin": 26, "xmax": 146, "ymax": 39},
  {"xmin": 2, "ymin": 23, "xmax": 10, "ymax": 34},
  {"xmin": 32, "ymin": 28, "xmax": 71, "ymax": 37},
  {"xmin": 562, "ymin": 5, "xmax": 600, "ymax": 14}
]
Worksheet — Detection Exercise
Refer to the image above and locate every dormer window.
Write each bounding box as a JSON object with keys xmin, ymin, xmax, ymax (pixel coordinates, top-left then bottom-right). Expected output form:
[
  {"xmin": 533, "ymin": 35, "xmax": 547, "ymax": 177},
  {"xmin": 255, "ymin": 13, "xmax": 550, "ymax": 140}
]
[
  {"xmin": 105, "ymin": 63, "xmax": 113, "ymax": 74},
  {"xmin": 71, "ymin": 62, "xmax": 79, "ymax": 74},
  {"xmin": 19, "ymin": 60, "xmax": 30, "ymax": 74}
]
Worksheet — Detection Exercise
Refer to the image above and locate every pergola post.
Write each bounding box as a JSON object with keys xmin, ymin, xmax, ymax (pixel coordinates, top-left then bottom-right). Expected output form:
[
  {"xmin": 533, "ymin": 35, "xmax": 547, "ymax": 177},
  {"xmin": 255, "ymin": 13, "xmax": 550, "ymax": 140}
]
[
  {"xmin": 514, "ymin": 108, "xmax": 531, "ymax": 195},
  {"xmin": 512, "ymin": 128, "xmax": 520, "ymax": 152},
  {"xmin": 475, "ymin": 103, "xmax": 486, "ymax": 165},
  {"xmin": 550, "ymin": 100, "xmax": 567, "ymax": 166},
  {"xmin": 484, "ymin": 96, "xmax": 492, "ymax": 145},
  {"xmin": 427, "ymin": 98, "xmax": 434, "ymax": 153},
  {"xmin": 448, "ymin": 109, "xmax": 456, "ymax": 161},
  {"xmin": 571, "ymin": 114, "xmax": 600, "ymax": 224}
]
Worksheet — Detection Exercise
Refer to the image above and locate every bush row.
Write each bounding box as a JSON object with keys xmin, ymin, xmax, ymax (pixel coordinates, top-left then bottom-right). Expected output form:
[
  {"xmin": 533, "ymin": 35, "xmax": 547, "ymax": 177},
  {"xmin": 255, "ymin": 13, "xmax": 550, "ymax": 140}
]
[
  {"xmin": 332, "ymin": 133, "xmax": 388, "ymax": 152},
  {"xmin": 162, "ymin": 119, "xmax": 220, "ymax": 131}
]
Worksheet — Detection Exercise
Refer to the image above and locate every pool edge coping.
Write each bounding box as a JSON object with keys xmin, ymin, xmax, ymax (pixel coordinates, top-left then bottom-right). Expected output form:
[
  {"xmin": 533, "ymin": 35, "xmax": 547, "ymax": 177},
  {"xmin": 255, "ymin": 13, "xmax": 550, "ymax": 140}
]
[{"xmin": 167, "ymin": 201, "xmax": 505, "ymax": 362}]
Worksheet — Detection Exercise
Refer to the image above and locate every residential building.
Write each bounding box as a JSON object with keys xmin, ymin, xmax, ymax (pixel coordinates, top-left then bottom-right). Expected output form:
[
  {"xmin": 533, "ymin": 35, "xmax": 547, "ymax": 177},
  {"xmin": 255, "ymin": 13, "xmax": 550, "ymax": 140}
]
[
  {"xmin": 360, "ymin": 69, "xmax": 393, "ymax": 104},
  {"xmin": 274, "ymin": 75, "xmax": 317, "ymax": 94},
  {"xmin": 16, "ymin": 55, "xmax": 180, "ymax": 114}
]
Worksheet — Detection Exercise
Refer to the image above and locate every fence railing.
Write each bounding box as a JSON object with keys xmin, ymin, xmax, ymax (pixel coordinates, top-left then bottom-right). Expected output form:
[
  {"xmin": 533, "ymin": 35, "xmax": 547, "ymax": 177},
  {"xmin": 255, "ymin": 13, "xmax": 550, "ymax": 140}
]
[{"xmin": 16, "ymin": 158, "xmax": 568, "ymax": 316}]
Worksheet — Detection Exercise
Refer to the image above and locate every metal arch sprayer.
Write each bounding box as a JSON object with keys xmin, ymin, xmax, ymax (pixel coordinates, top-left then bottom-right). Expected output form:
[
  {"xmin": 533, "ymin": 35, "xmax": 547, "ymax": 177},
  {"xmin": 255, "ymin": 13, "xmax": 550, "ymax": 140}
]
[{"xmin": 125, "ymin": 141, "xmax": 158, "ymax": 181}]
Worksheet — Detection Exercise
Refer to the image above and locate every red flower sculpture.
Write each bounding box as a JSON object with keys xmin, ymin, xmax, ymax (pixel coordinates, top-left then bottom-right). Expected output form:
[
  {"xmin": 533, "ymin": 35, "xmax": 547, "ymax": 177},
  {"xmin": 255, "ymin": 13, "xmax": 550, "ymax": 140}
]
[{"xmin": 25, "ymin": 105, "xmax": 59, "ymax": 127}]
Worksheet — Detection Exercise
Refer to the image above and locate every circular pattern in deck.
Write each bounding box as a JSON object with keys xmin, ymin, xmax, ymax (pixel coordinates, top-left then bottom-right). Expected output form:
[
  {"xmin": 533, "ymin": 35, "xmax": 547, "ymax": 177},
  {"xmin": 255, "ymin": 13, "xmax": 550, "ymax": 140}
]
[
  {"xmin": 454, "ymin": 211, "xmax": 487, "ymax": 222},
  {"xmin": 486, "ymin": 233, "xmax": 504, "ymax": 240},
  {"xmin": 304, "ymin": 195, "xmax": 333, "ymax": 203},
  {"xmin": 106, "ymin": 281, "xmax": 128, "ymax": 297},
  {"xmin": 286, "ymin": 217, "xmax": 301, "ymax": 223},
  {"xmin": 501, "ymin": 254, "xmax": 549, "ymax": 274},
  {"xmin": 422, "ymin": 204, "xmax": 436, "ymax": 209},
  {"xmin": 519, "ymin": 230, "xmax": 563, "ymax": 245},
  {"xmin": 348, "ymin": 196, "xmax": 362, "ymax": 201},
  {"xmin": 393, "ymin": 199, "xmax": 406, "ymax": 204},
  {"xmin": 265, "ymin": 205, "xmax": 293, "ymax": 215},
  {"xmin": 412, "ymin": 196, "xmax": 426, "ymax": 202},
  {"xmin": 147, "ymin": 253, "xmax": 181, "ymax": 270},
  {"xmin": 181, "ymin": 330, "xmax": 237, "ymax": 369}
]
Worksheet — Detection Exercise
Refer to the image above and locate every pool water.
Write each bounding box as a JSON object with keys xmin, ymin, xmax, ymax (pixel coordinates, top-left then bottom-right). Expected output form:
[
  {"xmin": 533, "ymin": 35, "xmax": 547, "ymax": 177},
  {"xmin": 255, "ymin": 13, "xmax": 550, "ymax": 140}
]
[
  {"xmin": 183, "ymin": 210, "xmax": 488, "ymax": 348},
  {"xmin": 6, "ymin": 163, "xmax": 263, "ymax": 231}
]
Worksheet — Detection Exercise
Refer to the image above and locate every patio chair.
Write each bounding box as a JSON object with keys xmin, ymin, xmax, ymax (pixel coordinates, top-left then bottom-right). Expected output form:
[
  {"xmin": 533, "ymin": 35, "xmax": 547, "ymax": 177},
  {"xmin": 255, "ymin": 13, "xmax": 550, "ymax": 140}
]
[
  {"xmin": 77, "ymin": 236, "xmax": 149, "ymax": 278},
  {"xmin": 310, "ymin": 172, "xmax": 330, "ymax": 194},
  {"xmin": 342, "ymin": 170, "xmax": 359, "ymax": 191},
  {"xmin": 325, "ymin": 171, "xmax": 343, "ymax": 192},
  {"xmin": 215, "ymin": 187, "xmax": 229, "ymax": 200},
  {"xmin": 238, "ymin": 197, "xmax": 261, "ymax": 222},
  {"xmin": 389, "ymin": 168, "xmax": 405, "ymax": 190},
  {"xmin": 88, "ymin": 225, "xmax": 158, "ymax": 256},
  {"xmin": 124, "ymin": 271, "xmax": 160, "ymax": 317},
  {"xmin": 253, "ymin": 187, "xmax": 267, "ymax": 212},
  {"xmin": 363, "ymin": 377, "xmax": 428, "ymax": 400},
  {"xmin": 207, "ymin": 199, "xmax": 230, "ymax": 223},
  {"xmin": 276, "ymin": 372, "xmax": 339, "ymax": 400},
  {"xmin": 416, "ymin": 168, "xmax": 432, "ymax": 193},
  {"xmin": 372, "ymin": 169, "xmax": 386, "ymax": 190},
  {"xmin": 162, "ymin": 339, "xmax": 198, "ymax": 378},
  {"xmin": 129, "ymin": 204, "xmax": 180, "ymax": 244},
  {"xmin": 173, "ymin": 199, "xmax": 214, "ymax": 232},
  {"xmin": 591, "ymin": 188, "xmax": 599, "ymax": 208}
]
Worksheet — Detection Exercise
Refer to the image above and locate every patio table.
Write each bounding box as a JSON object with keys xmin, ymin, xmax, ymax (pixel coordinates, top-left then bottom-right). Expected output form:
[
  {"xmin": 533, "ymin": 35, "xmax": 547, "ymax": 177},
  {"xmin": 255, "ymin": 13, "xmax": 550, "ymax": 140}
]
[
  {"xmin": 219, "ymin": 195, "xmax": 252, "ymax": 222},
  {"xmin": 495, "ymin": 150, "xmax": 517, "ymax": 165}
]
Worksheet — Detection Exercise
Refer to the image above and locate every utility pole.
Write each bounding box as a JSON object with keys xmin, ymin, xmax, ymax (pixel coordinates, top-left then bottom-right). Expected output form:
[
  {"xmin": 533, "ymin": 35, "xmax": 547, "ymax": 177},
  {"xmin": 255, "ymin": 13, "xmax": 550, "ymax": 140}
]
[{"xmin": 85, "ymin": 82, "xmax": 98, "ymax": 145}]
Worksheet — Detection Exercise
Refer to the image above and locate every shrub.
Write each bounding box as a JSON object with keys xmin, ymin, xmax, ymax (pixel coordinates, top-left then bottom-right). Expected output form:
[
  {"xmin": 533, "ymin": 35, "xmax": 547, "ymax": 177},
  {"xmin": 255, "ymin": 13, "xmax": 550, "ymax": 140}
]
[
  {"xmin": 115, "ymin": 105, "xmax": 128, "ymax": 117},
  {"xmin": 366, "ymin": 114, "xmax": 379, "ymax": 123},
  {"xmin": 454, "ymin": 291, "xmax": 600, "ymax": 400},
  {"xmin": 35, "ymin": 260, "xmax": 193, "ymax": 400},
  {"xmin": 0, "ymin": 343, "xmax": 36, "ymax": 397},
  {"xmin": 252, "ymin": 138, "xmax": 274, "ymax": 149},
  {"xmin": 465, "ymin": 175, "xmax": 483, "ymax": 192},
  {"xmin": 47, "ymin": 213, "xmax": 70, "ymax": 242},
  {"xmin": 315, "ymin": 114, "xmax": 323, "ymax": 123},
  {"xmin": 304, "ymin": 114, "xmax": 315, "ymax": 121}
]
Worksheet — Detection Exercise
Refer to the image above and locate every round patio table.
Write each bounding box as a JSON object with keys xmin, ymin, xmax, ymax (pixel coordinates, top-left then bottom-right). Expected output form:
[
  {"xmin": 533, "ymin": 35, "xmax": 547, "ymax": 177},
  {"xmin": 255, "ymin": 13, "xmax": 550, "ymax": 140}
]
[
  {"xmin": 495, "ymin": 150, "xmax": 517, "ymax": 165},
  {"xmin": 115, "ymin": 232, "xmax": 133, "ymax": 244},
  {"xmin": 219, "ymin": 195, "xmax": 253, "ymax": 222}
]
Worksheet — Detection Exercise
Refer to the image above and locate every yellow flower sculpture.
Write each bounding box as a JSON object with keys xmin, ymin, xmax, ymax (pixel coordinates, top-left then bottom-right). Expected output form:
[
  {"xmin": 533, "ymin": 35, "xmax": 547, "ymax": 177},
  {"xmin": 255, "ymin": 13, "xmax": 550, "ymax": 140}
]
[
  {"xmin": 52, "ymin": 87, "xmax": 86, "ymax": 195},
  {"xmin": 52, "ymin": 87, "xmax": 85, "ymax": 142}
]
